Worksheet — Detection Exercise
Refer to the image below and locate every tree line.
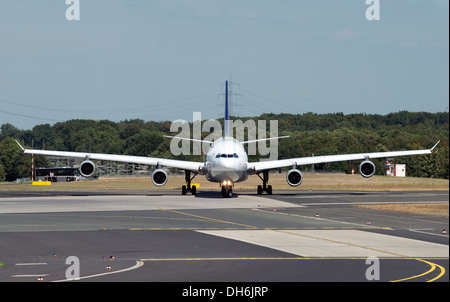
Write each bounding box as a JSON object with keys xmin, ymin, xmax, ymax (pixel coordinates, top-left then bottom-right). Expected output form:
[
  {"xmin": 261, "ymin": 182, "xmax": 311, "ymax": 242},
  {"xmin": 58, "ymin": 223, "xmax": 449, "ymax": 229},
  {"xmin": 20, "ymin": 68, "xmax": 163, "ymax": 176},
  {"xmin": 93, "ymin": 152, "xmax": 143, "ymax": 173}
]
[{"xmin": 1, "ymin": 111, "xmax": 448, "ymax": 181}]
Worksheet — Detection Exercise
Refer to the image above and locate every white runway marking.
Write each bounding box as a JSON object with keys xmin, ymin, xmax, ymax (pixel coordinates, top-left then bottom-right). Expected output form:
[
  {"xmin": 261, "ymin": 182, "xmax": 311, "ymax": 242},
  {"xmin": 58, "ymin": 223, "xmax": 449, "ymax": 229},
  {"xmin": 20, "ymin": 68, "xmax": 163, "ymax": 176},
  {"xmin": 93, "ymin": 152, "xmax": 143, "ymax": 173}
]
[
  {"xmin": 198, "ymin": 229, "xmax": 449, "ymax": 258},
  {"xmin": 52, "ymin": 260, "xmax": 144, "ymax": 282},
  {"xmin": 0, "ymin": 195, "xmax": 298, "ymax": 214},
  {"xmin": 11, "ymin": 274, "xmax": 49, "ymax": 278}
]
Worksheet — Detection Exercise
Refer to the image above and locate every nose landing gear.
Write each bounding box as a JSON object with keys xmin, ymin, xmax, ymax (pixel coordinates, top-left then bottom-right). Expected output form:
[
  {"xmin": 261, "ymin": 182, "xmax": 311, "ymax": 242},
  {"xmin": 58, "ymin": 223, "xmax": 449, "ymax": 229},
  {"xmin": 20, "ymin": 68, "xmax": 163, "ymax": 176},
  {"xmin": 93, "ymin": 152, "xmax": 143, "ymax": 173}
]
[{"xmin": 221, "ymin": 180, "xmax": 233, "ymax": 198}]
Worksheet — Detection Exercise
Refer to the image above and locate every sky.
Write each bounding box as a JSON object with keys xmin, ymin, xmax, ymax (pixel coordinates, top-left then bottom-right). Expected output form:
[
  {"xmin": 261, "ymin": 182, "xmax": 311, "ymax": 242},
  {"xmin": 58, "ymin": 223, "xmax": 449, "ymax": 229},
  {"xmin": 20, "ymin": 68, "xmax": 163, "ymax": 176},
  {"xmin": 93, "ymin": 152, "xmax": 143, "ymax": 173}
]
[{"xmin": 0, "ymin": 0, "xmax": 448, "ymax": 130}]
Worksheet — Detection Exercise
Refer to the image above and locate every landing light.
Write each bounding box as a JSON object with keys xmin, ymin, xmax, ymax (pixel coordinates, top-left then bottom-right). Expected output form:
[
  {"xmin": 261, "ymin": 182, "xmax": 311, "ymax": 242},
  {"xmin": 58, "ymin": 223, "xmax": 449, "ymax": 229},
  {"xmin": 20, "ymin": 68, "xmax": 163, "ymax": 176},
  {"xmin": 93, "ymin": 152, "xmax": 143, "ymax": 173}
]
[{"xmin": 222, "ymin": 180, "xmax": 232, "ymax": 186}]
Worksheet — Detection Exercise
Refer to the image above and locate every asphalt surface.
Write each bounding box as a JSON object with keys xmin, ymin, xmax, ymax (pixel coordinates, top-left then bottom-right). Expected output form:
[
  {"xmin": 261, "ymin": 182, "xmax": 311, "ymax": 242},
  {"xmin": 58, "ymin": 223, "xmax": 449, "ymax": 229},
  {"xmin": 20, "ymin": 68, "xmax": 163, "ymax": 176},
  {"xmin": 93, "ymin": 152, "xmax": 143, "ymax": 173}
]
[{"xmin": 0, "ymin": 189, "xmax": 448, "ymax": 288}]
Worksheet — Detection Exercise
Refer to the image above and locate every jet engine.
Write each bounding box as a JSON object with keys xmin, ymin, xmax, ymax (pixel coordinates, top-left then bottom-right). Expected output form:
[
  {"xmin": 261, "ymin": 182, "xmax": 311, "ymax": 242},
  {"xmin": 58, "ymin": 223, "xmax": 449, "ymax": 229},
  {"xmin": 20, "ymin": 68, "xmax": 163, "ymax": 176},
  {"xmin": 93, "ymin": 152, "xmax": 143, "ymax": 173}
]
[
  {"xmin": 286, "ymin": 169, "xmax": 303, "ymax": 187},
  {"xmin": 359, "ymin": 160, "xmax": 376, "ymax": 178},
  {"xmin": 79, "ymin": 160, "xmax": 95, "ymax": 177},
  {"xmin": 152, "ymin": 169, "xmax": 168, "ymax": 186}
]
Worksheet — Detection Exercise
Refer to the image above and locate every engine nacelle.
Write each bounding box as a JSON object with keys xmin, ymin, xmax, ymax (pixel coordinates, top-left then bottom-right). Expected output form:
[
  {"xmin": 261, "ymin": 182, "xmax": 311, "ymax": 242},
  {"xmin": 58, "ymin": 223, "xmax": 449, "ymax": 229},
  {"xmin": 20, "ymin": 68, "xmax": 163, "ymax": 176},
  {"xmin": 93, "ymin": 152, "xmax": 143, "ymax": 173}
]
[
  {"xmin": 79, "ymin": 160, "xmax": 95, "ymax": 177},
  {"xmin": 359, "ymin": 160, "xmax": 376, "ymax": 178},
  {"xmin": 286, "ymin": 169, "xmax": 303, "ymax": 187},
  {"xmin": 152, "ymin": 169, "xmax": 168, "ymax": 186}
]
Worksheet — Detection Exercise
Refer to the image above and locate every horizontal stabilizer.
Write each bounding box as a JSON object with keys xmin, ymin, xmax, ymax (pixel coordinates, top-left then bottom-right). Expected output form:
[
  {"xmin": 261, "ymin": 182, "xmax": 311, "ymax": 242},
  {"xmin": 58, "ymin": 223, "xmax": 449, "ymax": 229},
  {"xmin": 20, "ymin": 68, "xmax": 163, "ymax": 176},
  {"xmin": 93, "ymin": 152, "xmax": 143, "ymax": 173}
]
[
  {"xmin": 241, "ymin": 136, "xmax": 290, "ymax": 144},
  {"xmin": 163, "ymin": 135, "xmax": 213, "ymax": 144}
]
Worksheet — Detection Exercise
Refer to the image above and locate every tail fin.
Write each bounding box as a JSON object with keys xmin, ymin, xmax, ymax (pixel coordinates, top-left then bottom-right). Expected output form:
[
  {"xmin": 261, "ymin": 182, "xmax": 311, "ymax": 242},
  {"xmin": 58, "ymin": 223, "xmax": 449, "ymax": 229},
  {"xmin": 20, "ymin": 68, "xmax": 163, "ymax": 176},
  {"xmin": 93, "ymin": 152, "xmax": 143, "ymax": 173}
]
[{"xmin": 224, "ymin": 80, "xmax": 230, "ymax": 137}]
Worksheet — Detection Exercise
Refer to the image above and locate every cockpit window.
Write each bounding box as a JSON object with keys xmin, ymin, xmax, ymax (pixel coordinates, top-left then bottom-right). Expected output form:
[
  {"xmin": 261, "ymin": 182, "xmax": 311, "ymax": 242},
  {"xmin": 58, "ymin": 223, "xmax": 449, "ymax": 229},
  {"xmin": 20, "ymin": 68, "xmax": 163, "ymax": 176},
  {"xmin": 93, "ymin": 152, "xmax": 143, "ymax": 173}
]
[{"xmin": 215, "ymin": 153, "xmax": 239, "ymax": 158}]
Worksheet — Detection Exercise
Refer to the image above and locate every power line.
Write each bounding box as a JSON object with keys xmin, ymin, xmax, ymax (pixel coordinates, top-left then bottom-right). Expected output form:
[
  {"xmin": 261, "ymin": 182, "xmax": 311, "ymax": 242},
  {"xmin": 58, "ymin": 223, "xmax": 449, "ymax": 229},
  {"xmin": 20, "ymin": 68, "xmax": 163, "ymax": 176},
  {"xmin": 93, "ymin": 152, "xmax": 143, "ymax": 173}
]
[
  {"xmin": 0, "ymin": 109, "xmax": 61, "ymax": 122},
  {"xmin": 237, "ymin": 87, "xmax": 306, "ymax": 115},
  {"xmin": 0, "ymin": 97, "xmax": 92, "ymax": 114}
]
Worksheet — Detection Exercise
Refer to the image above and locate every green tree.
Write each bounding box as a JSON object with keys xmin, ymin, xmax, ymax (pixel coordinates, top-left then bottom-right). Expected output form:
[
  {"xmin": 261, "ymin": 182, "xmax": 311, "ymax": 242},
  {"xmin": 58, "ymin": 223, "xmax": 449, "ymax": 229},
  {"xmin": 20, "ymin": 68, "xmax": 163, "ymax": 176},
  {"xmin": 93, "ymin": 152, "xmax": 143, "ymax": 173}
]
[
  {"xmin": 0, "ymin": 138, "xmax": 29, "ymax": 181},
  {"xmin": 0, "ymin": 111, "xmax": 447, "ymax": 179},
  {"xmin": 0, "ymin": 163, "xmax": 5, "ymax": 182},
  {"xmin": 123, "ymin": 129, "xmax": 164, "ymax": 157}
]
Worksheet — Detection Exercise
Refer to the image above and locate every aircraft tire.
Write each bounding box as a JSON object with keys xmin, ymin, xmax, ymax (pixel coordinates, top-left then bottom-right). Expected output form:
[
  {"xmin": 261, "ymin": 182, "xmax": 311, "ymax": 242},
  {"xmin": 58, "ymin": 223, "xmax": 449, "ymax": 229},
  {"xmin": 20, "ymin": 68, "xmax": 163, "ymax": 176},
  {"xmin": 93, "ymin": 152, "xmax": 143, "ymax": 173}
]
[{"xmin": 257, "ymin": 185, "xmax": 262, "ymax": 195}]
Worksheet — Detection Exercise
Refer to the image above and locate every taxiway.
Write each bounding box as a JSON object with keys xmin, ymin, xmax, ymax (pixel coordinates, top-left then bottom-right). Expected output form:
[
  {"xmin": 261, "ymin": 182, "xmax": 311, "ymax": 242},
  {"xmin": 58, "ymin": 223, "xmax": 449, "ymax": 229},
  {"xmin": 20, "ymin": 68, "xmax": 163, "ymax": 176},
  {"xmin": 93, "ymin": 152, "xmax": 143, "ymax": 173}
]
[{"xmin": 0, "ymin": 190, "xmax": 448, "ymax": 283}]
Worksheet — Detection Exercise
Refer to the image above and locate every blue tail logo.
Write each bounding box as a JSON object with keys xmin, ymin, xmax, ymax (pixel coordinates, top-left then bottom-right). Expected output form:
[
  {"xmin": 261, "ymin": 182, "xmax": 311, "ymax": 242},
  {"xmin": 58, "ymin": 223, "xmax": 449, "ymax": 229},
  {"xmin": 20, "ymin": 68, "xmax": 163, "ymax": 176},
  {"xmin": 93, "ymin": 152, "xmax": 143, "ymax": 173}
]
[{"xmin": 224, "ymin": 80, "xmax": 230, "ymax": 137}]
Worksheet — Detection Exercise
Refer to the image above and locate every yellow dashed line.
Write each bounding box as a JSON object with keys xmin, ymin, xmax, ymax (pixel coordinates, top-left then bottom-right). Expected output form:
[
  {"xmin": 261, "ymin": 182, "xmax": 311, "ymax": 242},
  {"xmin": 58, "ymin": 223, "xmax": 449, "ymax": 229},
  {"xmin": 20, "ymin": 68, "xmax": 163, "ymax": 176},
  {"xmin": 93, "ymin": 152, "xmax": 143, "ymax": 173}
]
[{"xmin": 153, "ymin": 207, "xmax": 258, "ymax": 229}]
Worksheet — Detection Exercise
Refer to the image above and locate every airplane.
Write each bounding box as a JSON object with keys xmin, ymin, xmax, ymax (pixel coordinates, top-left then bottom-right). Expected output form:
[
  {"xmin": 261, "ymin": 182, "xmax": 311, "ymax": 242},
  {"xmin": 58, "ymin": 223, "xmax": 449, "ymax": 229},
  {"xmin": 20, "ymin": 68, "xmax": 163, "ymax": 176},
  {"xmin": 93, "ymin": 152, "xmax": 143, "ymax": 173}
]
[{"xmin": 16, "ymin": 81, "xmax": 440, "ymax": 198}]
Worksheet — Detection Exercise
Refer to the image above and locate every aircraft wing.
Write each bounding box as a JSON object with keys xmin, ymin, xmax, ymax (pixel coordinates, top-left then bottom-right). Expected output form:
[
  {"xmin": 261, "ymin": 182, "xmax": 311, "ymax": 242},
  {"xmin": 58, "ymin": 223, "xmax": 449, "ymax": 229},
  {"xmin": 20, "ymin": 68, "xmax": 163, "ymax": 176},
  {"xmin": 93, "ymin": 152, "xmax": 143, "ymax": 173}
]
[
  {"xmin": 248, "ymin": 141, "xmax": 440, "ymax": 173},
  {"xmin": 16, "ymin": 141, "xmax": 204, "ymax": 173}
]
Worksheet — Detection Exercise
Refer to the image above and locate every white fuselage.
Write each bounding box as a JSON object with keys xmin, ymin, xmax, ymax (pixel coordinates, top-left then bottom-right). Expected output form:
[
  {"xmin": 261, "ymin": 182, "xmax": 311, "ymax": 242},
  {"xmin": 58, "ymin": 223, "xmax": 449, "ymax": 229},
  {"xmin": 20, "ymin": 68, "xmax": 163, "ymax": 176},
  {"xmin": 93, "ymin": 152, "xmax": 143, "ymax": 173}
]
[{"xmin": 205, "ymin": 136, "xmax": 248, "ymax": 183}]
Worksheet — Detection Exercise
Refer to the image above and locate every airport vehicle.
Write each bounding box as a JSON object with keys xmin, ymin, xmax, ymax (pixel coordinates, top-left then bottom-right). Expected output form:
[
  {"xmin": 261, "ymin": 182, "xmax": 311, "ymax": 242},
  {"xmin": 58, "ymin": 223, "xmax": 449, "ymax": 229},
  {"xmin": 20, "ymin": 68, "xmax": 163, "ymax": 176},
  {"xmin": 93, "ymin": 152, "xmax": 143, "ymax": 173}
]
[
  {"xmin": 35, "ymin": 167, "xmax": 81, "ymax": 182},
  {"xmin": 16, "ymin": 81, "xmax": 440, "ymax": 197}
]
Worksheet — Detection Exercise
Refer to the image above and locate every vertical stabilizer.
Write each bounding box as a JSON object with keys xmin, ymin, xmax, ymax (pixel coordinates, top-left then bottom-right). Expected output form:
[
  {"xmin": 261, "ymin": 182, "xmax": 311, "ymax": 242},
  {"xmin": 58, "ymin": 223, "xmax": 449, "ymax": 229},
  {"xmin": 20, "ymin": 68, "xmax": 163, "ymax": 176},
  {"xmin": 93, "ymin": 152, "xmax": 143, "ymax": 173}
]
[{"xmin": 224, "ymin": 80, "xmax": 230, "ymax": 137}]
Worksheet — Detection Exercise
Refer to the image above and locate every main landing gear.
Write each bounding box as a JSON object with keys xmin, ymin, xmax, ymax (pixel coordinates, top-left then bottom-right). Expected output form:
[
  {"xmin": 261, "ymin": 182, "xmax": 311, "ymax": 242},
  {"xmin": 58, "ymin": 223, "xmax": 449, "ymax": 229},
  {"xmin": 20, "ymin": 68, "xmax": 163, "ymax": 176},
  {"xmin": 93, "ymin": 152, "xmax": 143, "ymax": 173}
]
[
  {"xmin": 182, "ymin": 170, "xmax": 197, "ymax": 195},
  {"xmin": 221, "ymin": 180, "xmax": 233, "ymax": 198},
  {"xmin": 257, "ymin": 170, "xmax": 272, "ymax": 195}
]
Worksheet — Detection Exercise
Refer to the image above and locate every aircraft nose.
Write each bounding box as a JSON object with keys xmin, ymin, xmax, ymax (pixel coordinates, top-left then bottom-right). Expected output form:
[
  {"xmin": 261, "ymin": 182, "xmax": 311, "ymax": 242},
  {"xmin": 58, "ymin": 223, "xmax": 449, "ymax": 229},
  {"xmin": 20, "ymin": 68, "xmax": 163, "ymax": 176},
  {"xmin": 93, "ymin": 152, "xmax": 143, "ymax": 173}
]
[{"xmin": 220, "ymin": 158, "xmax": 238, "ymax": 170}]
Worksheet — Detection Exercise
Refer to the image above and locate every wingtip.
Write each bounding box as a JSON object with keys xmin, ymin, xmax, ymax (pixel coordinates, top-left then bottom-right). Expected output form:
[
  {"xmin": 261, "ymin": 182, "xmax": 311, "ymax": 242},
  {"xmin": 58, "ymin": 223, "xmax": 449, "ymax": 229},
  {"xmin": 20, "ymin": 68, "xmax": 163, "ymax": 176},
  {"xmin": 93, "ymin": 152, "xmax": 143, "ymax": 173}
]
[
  {"xmin": 430, "ymin": 140, "xmax": 440, "ymax": 151},
  {"xmin": 15, "ymin": 140, "xmax": 25, "ymax": 151}
]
